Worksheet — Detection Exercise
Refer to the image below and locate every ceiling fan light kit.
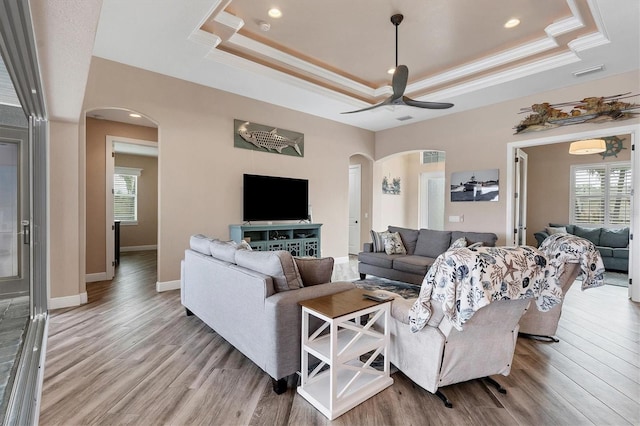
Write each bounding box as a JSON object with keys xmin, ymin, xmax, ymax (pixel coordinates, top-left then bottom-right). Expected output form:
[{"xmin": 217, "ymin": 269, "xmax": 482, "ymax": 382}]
[{"xmin": 342, "ymin": 13, "xmax": 454, "ymax": 114}]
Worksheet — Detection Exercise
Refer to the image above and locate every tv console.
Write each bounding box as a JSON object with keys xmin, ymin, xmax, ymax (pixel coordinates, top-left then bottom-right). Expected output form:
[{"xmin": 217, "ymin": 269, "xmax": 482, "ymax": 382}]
[{"xmin": 229, "ymin": 223, "xmax": 322, "ymax": 257}]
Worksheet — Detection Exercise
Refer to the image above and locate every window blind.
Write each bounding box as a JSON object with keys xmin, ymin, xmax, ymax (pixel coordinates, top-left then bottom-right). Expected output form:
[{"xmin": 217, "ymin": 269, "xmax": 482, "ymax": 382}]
[
  {"xmin": 114, "ymin": 173, "xmax": 137, "ymax": 222},
  {"xmin": 571, "ymin": 162, "xmax": 631, "ymax": 226}
]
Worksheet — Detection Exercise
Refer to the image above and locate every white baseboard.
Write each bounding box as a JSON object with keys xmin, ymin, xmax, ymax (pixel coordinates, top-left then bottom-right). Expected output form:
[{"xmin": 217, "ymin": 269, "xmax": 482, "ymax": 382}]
[
  {"xmin": 334, "ymin": 256, "xmax": 350, "ymax": 264},
  {"xmin": 121, "ymin": 245, "xmax": 157, "ymax": 252},
  {"xmin": 86, "ymin": 272, "xmax": 107, "ymax": 283},
  {"xmin": 49, "ymin": 292, "xmax": 88, "ymax": 310},
  {"xmin": 157, "ymin": 279, "xmax": 180, "ymax": 292}
]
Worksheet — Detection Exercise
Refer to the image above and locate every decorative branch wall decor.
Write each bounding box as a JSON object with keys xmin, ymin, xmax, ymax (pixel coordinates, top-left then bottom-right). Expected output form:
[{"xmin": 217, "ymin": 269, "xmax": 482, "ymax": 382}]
[
  {"xmin": 514, "ymin": 93, "xmax": 639, "ymax": 134},
  {"xmin": 234, "ymin": 119, "xmax": 304, "ymax": 157},
  {"xmin": 382, "ymin": 176, "xmax": 401, "ymax": 194}
]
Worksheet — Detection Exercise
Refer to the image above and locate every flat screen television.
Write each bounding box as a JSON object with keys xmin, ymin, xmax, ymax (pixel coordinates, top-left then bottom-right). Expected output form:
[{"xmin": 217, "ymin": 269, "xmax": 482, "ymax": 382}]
[{"xmin": 243, "ymin": 174, "xmax": 309, "ymax": 222}]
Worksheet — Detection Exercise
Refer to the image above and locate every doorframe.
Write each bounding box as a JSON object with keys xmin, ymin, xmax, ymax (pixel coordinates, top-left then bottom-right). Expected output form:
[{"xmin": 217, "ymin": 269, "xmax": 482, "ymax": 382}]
[
  {"xmin": 104, "ymin": 135, "xmax": 158, "ymax": 280},
  {"xmin": 506, "ymin": 123, "xmax": 639, "ymax": 302},
  {"xmin": 513, "ymin": 148, "xmax": 528, "ymax": 245}
]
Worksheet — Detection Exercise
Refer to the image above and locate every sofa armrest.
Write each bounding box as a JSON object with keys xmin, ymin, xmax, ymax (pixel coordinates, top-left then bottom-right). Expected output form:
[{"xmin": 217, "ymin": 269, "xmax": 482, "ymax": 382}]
[
  {"xmin": 362, "ymin": 242, "xmax": 373, "ymax": 252},
  {"xmin": 263, "ymin": 281, "xmax": 355, "ymax": 379}
]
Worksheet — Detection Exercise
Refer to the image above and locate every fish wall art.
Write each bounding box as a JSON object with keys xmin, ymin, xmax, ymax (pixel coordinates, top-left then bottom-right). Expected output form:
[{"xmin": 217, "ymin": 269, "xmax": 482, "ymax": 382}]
[{"xmin": 234, "ymin": 119, "xmax": 304, "ymax": 157}]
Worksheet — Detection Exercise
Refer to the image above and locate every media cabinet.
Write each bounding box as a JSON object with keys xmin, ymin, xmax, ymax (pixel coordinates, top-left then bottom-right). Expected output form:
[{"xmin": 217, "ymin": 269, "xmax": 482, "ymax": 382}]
[{"xmin": 229, "ymin": 223, "xmax": 322, "ymax": 257}]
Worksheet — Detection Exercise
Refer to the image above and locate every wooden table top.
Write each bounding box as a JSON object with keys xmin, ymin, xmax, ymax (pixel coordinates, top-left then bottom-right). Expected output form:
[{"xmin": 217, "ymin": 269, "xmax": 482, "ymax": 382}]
[{"xmin": 299, "ymin": 288, "xmax": 388, "ymax": 319}]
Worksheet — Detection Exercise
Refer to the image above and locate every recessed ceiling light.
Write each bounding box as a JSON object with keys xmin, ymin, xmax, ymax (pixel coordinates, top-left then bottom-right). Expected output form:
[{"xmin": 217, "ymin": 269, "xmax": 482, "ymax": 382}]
[
  {"xmin": 129, "ymin": 113, "xmax": 142, "ymax": 118},
  {"xmin": 504, "ymin": 18, "xmax": 520, "ymax": 29},
  {"xmin": 268, "ymin": 8, "xmax": 282, "ymax": 18},
  {"xmin": 387, "ymin": 67, "xmax": 396, "ymax": 75}
]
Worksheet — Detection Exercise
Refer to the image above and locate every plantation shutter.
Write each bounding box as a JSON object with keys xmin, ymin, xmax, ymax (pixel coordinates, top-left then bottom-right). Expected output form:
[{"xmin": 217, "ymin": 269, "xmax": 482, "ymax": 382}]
[
  {"xmin": 571, "ymin": 162, "xmax": 631, "ymax": 226},
  {"xmin": 114, "ymin": 167, "xmax": 141, "ymax": 222}
]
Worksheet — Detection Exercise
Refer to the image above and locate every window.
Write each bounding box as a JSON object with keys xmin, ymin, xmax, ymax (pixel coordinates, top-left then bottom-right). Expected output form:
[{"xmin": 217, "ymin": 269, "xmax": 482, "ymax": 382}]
[
  {"xmin": 421, "ymin": 151, "xmax": 445, "ymax": 164},
  {"xmin": 114, "ymin": 167, "xmax": 142, "ymax": 223},
  {"xmin": 570, "ymin": 162, "xmax": 631, "ymax": 226}
]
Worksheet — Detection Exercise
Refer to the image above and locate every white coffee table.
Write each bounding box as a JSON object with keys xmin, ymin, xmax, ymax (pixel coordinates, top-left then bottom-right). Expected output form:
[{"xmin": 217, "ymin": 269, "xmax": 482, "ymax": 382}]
[{"xmin": 297, "ymin": 288, "xmax": 393, "ymax": 420}]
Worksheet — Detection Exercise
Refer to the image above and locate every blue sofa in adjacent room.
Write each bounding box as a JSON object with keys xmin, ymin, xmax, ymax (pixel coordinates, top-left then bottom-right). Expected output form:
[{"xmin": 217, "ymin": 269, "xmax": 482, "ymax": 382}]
[{"xmin": 534, "ymin": 223, "xmax": 629, "ymax": 272}]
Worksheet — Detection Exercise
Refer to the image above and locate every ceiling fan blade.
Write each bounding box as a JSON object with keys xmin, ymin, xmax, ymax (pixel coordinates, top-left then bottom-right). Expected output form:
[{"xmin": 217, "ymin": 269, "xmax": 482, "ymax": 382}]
[
  {"xmin": 341, "ymin": 97, "xmax": 392, "ymax": 114},
  {"xmin": 392, "ymin": 65, "xmax": 409, "ymax": 99},
  {"xmin": 402, "ymin": 96, "xmax": 454, "ymax": 109}
]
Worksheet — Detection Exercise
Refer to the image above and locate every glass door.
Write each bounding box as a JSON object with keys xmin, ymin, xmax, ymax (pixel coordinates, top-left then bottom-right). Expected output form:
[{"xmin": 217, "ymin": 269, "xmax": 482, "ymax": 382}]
[{"xmin": 0, "ymin": 127, "xmax": 29, "ymax": 298}]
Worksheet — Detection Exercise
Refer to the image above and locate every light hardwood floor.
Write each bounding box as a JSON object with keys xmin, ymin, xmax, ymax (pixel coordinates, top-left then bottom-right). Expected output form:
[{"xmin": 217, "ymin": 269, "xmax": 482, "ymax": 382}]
[{"xmin": 40, "ymin": 251, "xmax": 639, "ymax": 425}]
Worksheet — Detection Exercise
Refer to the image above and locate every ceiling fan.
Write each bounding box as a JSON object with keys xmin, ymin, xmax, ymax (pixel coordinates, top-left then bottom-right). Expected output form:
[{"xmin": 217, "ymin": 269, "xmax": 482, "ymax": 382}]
[{"xmin": 342, "ymin": 14, "xmax": 454, "ymax": 114}]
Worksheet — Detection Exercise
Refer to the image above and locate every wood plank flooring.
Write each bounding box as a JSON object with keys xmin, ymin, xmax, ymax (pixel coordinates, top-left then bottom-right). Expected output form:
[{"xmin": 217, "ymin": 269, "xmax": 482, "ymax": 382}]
[{"xmin": 40, "ymin": 252, "xmax": 640, "ymax": 425}]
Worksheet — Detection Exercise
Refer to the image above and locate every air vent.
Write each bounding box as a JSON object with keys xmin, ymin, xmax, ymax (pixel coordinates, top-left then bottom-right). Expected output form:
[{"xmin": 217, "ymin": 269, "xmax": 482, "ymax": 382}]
[
  {"xmin": 572, "ymin": 64, "xmax": 605, "ymax": 77},
  {"xmin": 396, "ymin": 115, "xmax": 413, "ymax": 121}
]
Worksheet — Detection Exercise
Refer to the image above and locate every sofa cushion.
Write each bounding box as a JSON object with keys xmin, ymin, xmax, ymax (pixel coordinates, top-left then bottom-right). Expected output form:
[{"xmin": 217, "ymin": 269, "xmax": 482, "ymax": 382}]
[
  {"xmin": 414, "ymin": 229, "xmax": 452, "ymax": 258},
  {"xmin": 599, "ymin": 227, "xmax": 629, "ymax": 248},
  {"xmin": 596, "ymin": 246, "xmax": 613, "ymax": 258},
  {"xmin": 358, "ymin": 251, "xmax": 398, "ymax": 269},
  {"xmin": 209, "ymin": 240, "xmax": 240, "ymax": 263},
  {"xmin": 393, "ymin": 255, "xmax": 435, "ymax": 276},
  {"xmin": 388, "ymin": 226, "xmax": 419, "ymax": 255},
  {"xmin": 370, "ymin": 230, "xmax": 390, "ymax": 252},
  {"xmin": 549, "ymin": 223, "xmax": 575, "ymax": 234},
  {"xmin": 294, "ymin": 257, "xmax": 334, "ymax": 286},
  {"xmin": 573, "ymin": 226, "xmax": 601, "ymax": 245},
  {"xmin": 235, "ymin": 250, "xmax": 302, "ymax": 292},
  {"xmin": 450, "ymin": 231, "xmax": 498, "ymax": 247},
  {"xmin": 190, "ymin": 234, "xmax": 214, "ymax": 255},
  {"xmin": 384, "ymin": 232, "xmax": 407, "ymax": 255},
  {"xmin": 611, "ymin": 248, "xmax": 629, "ymax": 259}
]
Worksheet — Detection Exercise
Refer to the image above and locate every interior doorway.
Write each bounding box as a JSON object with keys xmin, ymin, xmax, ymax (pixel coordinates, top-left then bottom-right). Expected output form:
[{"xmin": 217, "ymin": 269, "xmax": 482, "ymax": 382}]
[
  {"xmin": 419, "ymin": 172, "xmax": 445, "ymax": 230},
  {"xmin": 513, "ymin": 148, "xmax": 528, "ymax": 245},
  {"xmin": 0, "ymin": 127, "xmax": 29, "ymax": 298}
]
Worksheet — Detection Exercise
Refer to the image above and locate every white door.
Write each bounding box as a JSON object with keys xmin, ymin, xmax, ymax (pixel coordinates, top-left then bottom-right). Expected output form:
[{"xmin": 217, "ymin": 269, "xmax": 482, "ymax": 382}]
[
  {"xmin": 419, "ymin": 172, "xmax": 445, "ymax": 230},
  {"xmin": 514, "ymin": 148, "xmax": 528, "ymax": 245},
  {"xmin": 0, "ymin": 127, "xmax": 30, "ymax": 297},
  {"xmin": 348, "ymin": 165, "xmax": 361, "ymax": 254}
]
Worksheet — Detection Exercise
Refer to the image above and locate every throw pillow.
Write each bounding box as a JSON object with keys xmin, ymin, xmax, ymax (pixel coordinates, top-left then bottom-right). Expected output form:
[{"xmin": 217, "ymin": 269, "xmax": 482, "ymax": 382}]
[
  {"xmin": 190, "ymin": 234, "xmax": 215, "ymax": 255},
  {"xmin": 294, "ymin": 257, "xmax": 334, "ymax": 286},
  {"xmin": 370, "ymin": 230, "xmax": 390, "ymax": 252},
  {"xmin": 448, "ymin": 237, "xmax": 467, "ymax": 250},
  {"xmin": 599, "ymin": 227, "xmax": 629, "ymax": 248},
  {"xmin": 573, "ymin": 226, "xmax": 601, "ymax": 245},
  {"xmin": 468, "ymin": 242, "xmax": 484, "ymax": 249},
  {"xmin": 235, "ymin": 250, "xmax": 303, "ymax": 292},
  {"xmin": 546, "ymin": 226, "xmax": 568, "ymax": 235},
  {"xmin": 383, "ymin": 232, "xmax": 407, "ymax": 255},
  {"xmin": 388, "ymin": 226, "xmax": 419, "ymax": 255}
]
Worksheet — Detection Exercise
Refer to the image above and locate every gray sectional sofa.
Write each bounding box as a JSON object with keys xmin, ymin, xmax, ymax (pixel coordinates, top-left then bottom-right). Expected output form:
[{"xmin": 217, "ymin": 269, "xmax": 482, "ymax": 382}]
[
  {"xmin": 181, "ymin": 235, "xmax": 354, "ymax": 393},
  {"xmin": 358, "ymin": 226, "xmax": 498, "ymax": 285},
  {"xmin": 534, "ymin": 223, "xmax": 629, "ymax": 272}
]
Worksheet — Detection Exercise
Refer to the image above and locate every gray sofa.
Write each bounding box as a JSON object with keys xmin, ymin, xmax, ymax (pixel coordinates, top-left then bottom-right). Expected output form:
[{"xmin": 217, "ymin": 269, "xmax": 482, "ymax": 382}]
[
  {"xmin": 358, "ymin": 226, "xmax": 498, "ymax": 285},
  {"xmin": 181, "ymin": 235, "xmax": 354, "ymax": 393},
  {"xmin": 534, "ymin": 223, "xmax": 629, "ymax": 272}
]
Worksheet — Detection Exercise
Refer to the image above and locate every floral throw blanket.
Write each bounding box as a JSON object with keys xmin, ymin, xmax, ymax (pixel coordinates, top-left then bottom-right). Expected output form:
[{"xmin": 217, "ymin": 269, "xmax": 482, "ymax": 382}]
[
  {"xmin": 408, "ymin": 246, "xmax": 560, "ymax": 333},
  {"xmin": 538, "ymin": 233, "xmax": 605, "ymax": 290}
]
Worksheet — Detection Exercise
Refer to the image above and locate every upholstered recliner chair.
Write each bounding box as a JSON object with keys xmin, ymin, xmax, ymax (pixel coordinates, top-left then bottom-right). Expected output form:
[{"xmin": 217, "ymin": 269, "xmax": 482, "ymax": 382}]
[
  {"xmin": 381, "ymin": 244, "xmax": 586, "ymax": 407},
  {"xmin": 519, "ymin": 233, "xmax": 605, "ymax": 341}
]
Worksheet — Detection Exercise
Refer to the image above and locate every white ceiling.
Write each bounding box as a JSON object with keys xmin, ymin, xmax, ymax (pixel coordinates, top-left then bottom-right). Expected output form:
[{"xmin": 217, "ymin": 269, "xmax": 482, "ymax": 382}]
[{"xmin": 24, "ymin": 0, "xmax": 640, "ymax": 132}]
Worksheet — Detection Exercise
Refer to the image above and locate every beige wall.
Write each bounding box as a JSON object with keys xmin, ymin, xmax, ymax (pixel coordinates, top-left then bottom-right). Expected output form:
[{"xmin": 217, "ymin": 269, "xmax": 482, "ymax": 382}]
[
  {"xmin": 81, "ymin": 58, "xmax": 375, "ymax": 284},
  {"xmin": 375, "ymin": 70, "xmax": 640, "ymax": 244},
  {"xmin": 49, "ymin": 120, "xmax": 81, "ymax": 299},
  {"xmin": 115, "ymin": 153, "xmax": 158, "ymax": 248},
  {"xmin": 379, "ymin": 154, "xmax": 410, "ymax": 228},
  {"xmin": 523, "ymin": 135, "xmax": 632, "ymax": 244},
  {"xmin": 85, "ymin": 117, "xmax": 157, "ymax": 274}
]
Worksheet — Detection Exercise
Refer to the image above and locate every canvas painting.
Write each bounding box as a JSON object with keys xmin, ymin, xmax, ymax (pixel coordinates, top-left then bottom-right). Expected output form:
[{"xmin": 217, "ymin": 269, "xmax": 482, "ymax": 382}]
[
  {"xmin": 234, "ymin": 119, "xmax": 304, "ymax": 157},
  {"xmin": 451, "ymin": 169, "xmax": 499, "ymax": 202}
]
